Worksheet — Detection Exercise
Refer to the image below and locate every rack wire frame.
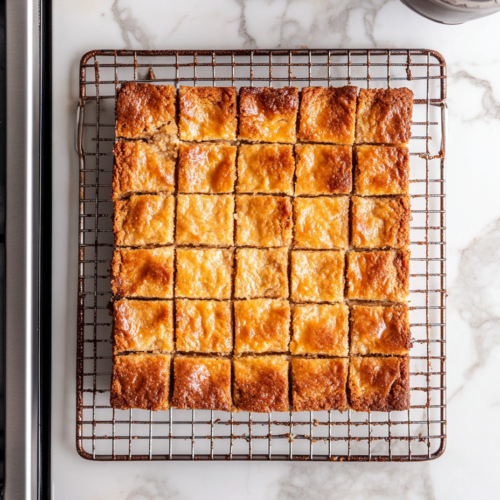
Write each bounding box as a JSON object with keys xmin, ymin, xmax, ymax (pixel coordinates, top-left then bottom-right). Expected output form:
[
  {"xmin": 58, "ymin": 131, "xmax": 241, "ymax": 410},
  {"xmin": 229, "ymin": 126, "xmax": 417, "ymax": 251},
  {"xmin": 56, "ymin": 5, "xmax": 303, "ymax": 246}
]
[{"xmin": 76, "ymin": 49, "xmax": 447, "ymax": 462}]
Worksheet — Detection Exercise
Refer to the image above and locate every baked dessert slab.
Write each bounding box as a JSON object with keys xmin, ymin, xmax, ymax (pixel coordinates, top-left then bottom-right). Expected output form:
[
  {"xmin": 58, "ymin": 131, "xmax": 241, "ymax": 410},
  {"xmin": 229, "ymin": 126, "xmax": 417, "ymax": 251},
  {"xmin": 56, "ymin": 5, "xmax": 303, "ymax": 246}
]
[
  {"xmin": 171, "ymin": 356, "xmax": 232, "ymax": 411},
  {"xmin": 177, "ymin": 142, "xmax": 236, "ymax": 193},
  {"xmin": 233, "ymin": 355, "xmax": 289, "ymax": 412},
  {"xmin": 234, "ymin": 299, "xmax": 290, "ymax": 353},
  {"xmin": 110, "ymin": 353, "xmax": 171, "ymax": 410},
  {"xmin": 298, "ymin": 86, "xmax": 358, "ymax": 145},
  {"xmin": 175, "ymin": 299, "xmax": 232, "ymax": 353},
  {"xmin": 355, "ymin": 87, "xmax": 413, "ymax": 145},
  {"xmin": 293, "ymin": 196, "xmax": 349, "ymax": 249},
  {"xmin": 355, "ymin": 145, "xmax": 410, "ymax": 196},
  {"xmin": 290, "ymin": 303, "xmax": 349, "ymax": 356},
  {"xmin": 234, "ymin": 248, "xmax": 288, "ymax": 299},
  {"xmin": 238, "ymin": 87, "xmax": 299, "ymax": 144},
  {"xmin": 291, "ymin": 251, "xmax": 345, "ymax": 303},
  {"xmin": 235, "ymin": 195, "xmax": 292, "ymax": 247},
  {"xmin": 175, "ymin": 248, "xmax": 233, "ymax": 299},
  {"xmin": 291, "ymin": 358, "xmax": 348, "ymax": 412},
  {"xmin": 294, "ymin": 144, "xmax": 352, "ymax": 195},
  {"xmin": 351, "ymin": 196, "xmax": 410, "ymax": 249},
  {"xmin": 350, "ymin": 304, "xmax": 411, "ymax": 355},
  {"xmin": 236, "ymin": 144, "xmax": 295, "ymax": 195},
  {"xmin": 114, "ymin": 194, "xmax": 175, "ymax": 247},
  {"xmin": 349, "ymin": 356, "xmax": 410, "ymax": 412},
  {"xmin": 113, "ymin": 299, "xmax": 174, "ymax": 354},
  {"xmin": 347, "ymin": 250, "xmax": 410, "ymax": 302},
  {"xmin": 111, "ymin": 247, "xmax": 174, "ymax": 298},
  {"xmin": 112, "ymin": 140, "xmax": 178, "ymax": 200},
  {"xmin": 176, "ymin": 194, "xmax": 234, "ymax": 246},
  {"xmin": 178, "ymin": 86, "xmax": 237, "ymax": 141}
]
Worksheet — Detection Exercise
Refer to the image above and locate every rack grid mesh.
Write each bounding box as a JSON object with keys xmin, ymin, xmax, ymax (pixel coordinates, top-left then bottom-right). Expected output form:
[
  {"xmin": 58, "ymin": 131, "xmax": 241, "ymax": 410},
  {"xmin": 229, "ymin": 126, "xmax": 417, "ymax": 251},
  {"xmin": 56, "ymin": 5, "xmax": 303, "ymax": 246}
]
[{"xmin": 76, "ymin": 49, "xmax": 447, "ymax": 461}]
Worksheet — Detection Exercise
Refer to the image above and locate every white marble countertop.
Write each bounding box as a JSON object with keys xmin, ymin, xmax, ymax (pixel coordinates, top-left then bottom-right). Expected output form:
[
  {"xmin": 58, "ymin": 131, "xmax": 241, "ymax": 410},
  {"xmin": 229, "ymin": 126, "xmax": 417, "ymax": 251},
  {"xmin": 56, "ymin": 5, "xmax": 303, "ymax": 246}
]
[{"xmin": 52, "ymin": 1, "xmax": 500, "ymax": 498}]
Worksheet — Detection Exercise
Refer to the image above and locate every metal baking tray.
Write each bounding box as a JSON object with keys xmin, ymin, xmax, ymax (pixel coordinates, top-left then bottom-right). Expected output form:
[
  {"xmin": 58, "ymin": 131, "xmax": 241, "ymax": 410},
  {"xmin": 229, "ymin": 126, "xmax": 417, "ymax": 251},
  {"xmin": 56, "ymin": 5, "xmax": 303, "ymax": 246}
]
[{"xmin": 76, "ymin": 48, "xmax": 446, "ymax": 461}]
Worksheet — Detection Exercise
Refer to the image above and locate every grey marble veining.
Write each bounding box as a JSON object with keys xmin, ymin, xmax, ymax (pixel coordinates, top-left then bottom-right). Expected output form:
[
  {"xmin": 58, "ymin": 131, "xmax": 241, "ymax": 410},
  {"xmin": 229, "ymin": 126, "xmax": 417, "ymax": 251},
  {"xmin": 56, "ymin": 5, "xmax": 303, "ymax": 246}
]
[{"xmin": 51, "ymin": 0, "xmax": 500, "ymax": 498}]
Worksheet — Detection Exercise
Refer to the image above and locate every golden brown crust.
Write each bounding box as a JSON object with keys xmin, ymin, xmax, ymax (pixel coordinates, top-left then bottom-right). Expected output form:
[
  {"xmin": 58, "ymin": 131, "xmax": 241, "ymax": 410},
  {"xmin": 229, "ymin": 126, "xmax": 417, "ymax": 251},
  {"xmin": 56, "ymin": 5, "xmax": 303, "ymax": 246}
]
[
  {"xmin": 293, "ymin": 197, "xmax": 349, "ymax": 249},
  {"xmin": 113, "ymin": 299, "xmax": 174, "ymax": 354},
  {"xmin": 349, "ymin": 356, "xmax": 410, "ymax": 412},
  {"xmin": 234, "ymin": 299, "xmax": 290, "ymax": 353},
  {"xmin": 175, "ymin": 300, "xmax": 232, "ymax": 353},
  {"xmin": 171, "ymin": 356, "xmax": 232, "ymax": 411},
  {"xmin": 298, "ymin": 86, "xmax": 358, "ymax": 144},
  {"xmin": 114, "ymin": 194, "xmax": 175, "ymax": 247},
  {"xmin": 179, "ymin": 87, "xmax": 237, "ymax": 141},
  {"xmin": 292, "ymin": 358, "xmax": 348, "ymax": 412},
  {"xmin": 110, "ymin": 353, "xmax": 170, "ymax": 410},
  {"xmin": 291, "ymin": 251, "xmax": 344, "ymax": 303},
  {"xmin": 295, "ymin": 144, "xmax": 352, "ymax": 195},
  {"xmin": 175, "ymin": 248, "xmax": 233, "ymax": 299},
  {"xmin": 351, "ymin": 196, "xmax": 410, "ymax": 249},
  {"xmin": 347, "ymin": 250, "xmax": 410, "ymax": 302},
  {"xmin": 116, "ymin": 83, "xmax": 177, "ymax": 139},
  {"xmin": 354, "ymin": 145, "xmax": 410, "ymax": 196},
  {"xmin": 236, "ymin": 144, "xmax": 295, "ymax": 194},
  {"xmin": 350, "ymin": 304, "xmax": 411, "ymax": 355},
  {"xmin": 239, "ymin": 87, "xmax": 299, "ymax": 143},
  {"xmin": 175, "ymin": 195, "xmax": 234, "ymax": 246},
  {"xmin": 235, "ymin": 195, "xmax": 292, "ymax": 247},
  {"xmin": 177, "ymin": 142, "xmax": 236, "ymax": 193},
  {"xmin": 290, "ymin": 303, "xmax": 349, "ymax": 356},
  {"xmin": 234, "ymin": 248, "xmax": 288, "ymax": 299},
  {"xmin": 356, "ymin": 88, "xmax": 413, "ymax": 145},
  {"xmin": 112, "ymin": 140, "xmax": 178, "ymax": 200},
  {"xmin": 111, "ymin": 247, "xmax": 174, "ymax": 298},
  {"xmin": 233, "ymin": 356, "xmax": 289, "ymax": 412}
]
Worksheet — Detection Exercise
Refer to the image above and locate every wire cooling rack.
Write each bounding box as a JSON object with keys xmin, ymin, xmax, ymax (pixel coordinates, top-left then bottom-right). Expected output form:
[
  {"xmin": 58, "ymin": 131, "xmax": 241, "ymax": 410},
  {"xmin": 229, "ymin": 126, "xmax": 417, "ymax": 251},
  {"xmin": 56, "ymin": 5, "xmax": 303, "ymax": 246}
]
[{"xmin": 76, "ymin": 49, "xmax": 447, "ymax": 461}]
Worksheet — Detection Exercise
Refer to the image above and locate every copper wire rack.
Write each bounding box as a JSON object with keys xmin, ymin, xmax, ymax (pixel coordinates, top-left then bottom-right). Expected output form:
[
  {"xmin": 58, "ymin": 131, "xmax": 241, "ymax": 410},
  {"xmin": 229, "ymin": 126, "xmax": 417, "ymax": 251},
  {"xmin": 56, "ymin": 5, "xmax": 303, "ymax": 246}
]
[{"xmin": 76, "ymin": 48, "xmax": 447, "ymax": 461}]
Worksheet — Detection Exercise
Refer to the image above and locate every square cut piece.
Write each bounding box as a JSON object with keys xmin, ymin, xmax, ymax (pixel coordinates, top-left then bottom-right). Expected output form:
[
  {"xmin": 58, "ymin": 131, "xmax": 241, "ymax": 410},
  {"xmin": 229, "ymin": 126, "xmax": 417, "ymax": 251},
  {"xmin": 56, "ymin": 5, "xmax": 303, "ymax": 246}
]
[
  {"xmin": 291, "ymin": 303, "xmax": 348, "ymax": 356},
  {"xmin": 171, "ymin": 356, "xmax": 232, "ymax": 411},
  {"xmin": 114, "ymin": 194, "xmax": 175, "ymax": 247},
  {"xmin": 292, "ymin": 358, "xmax": 348, "ymax": 412},
  {"xmin": 178, "ymin": 142, "xmax": 236, "ymax": 193},
  {"xmin": 176, "ymin": 248, "xmax": 232, "ymax": 299},
  {"xmin": 295, "ymin": 144, "xmax": 352, "ymax": 195},
  {"xmin": 349, "ymin": 356, "xmax": 410, "ymax": 412},
  {"xmin": 179, "ymin": 87, "xmax": 237, "ymax": 141},
  {"xmin": 113, "ymin": 299, "xmax": 173, "ymax": 354},
  {"xmin": 236, "ymin": 144, "xmax": 295, "ymax": 194},
  {"xmin": 176, "ymin": 195, "xmax": 234, "ymax": 246},
  {"xmin": 110, "ymin": 353, "xmax": 170, "ymax": 410},
  {"xmin": 236, "ymin": 195, "xmax": 292, "ymax": 247},
  {"xmin": 233, "ymin": 356, "xmax": 289, "ymax": 412},
  {"xmin": 351, "ymin": 196, "xmax": 410, "ymax": 249},
  {"xmin": 347, "ymin": 250, "xmax": 410, "ymax": 302},
  {"xmin": 291, "ymin": 251, "xmax": 344, "ymax": 303},
  {"xmin": 239, "ymin": 87, "xmax": 299, "ymax": 143},
  {"xmin": 351, "ymin": 304, "xmax": 411, "ymax": 355},
  {"xmin": 235, "ymin": 248, "xmax": 288, "ymax": 299},
  {"xmin": 234, "ymin": 299, "xmax": 290, "ymax": 353},
  {"xmin": 293, "ymin": 197, "xmax": 349, "ymax": 249},
  {"xmin": 356, "ymin": 87, "xmax": 413, "ymax": 145},
  {"xmin": 116, "ymin": 82, "xmax": 177, "ymax": 139},
  {"xmin": 111, "ymin": 247, "xmax": 174, "ymax": 299},
  {"xmin": 298, "ymin": 86, "xmax": 358, "ymax": 144},
  {"xmin": 175, "ymin": 300, "xmax": 232, "ymax": 353},
  {"xmin": 355, "ymin": 145, "xmax": 410, "ymax": 195},
  {"xmin": 113, "ymin": 140, "xmax": 177, "ymax": 200}
]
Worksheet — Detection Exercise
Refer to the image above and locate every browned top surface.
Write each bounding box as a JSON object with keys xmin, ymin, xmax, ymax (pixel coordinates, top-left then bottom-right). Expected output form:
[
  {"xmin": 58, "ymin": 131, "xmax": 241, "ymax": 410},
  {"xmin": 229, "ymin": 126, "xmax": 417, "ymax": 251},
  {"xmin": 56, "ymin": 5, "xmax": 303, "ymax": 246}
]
[
  {"xmin": 111, "ymin": 353, "xmax": 171, "ymax": 411},
  {"xmin": 299, "ymin": 86, "xmax": 358, "ymax": 144},
  {"xmin": 171, "ymin": 356, "xmax": 232, "ymax": 411},
  {"xmin": 356, "ymin": 88, "xmax": 413, "ymax": 145}
]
